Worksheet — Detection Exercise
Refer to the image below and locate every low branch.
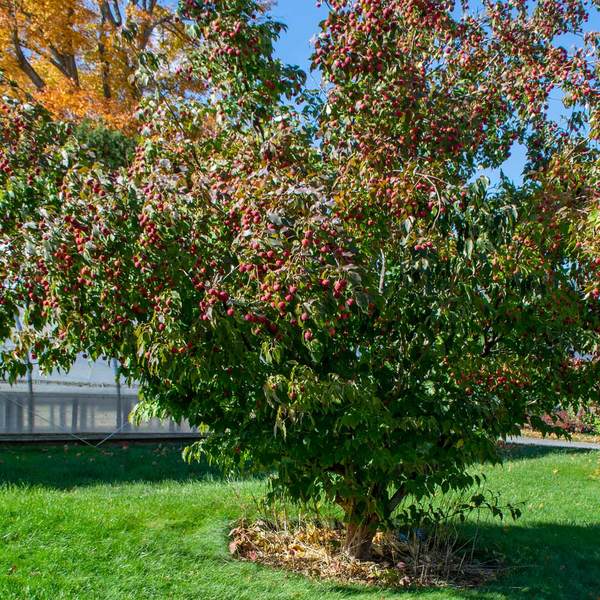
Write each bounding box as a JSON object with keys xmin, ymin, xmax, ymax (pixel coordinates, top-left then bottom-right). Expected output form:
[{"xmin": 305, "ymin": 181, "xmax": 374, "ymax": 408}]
[
  {"xmin": 379, "ymin": 250, "xmax": 386, "ymax": 294},
  {"xmin": 387, "ymin": 487, "xmax": 406, "ymax": 514}
]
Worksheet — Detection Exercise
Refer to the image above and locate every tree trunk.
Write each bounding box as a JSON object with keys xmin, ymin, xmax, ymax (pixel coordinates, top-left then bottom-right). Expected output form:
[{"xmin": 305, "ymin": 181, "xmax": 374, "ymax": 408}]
[
  {"xmin": 98, "ymin": 38, "xmax": 111, "ymax": 99},
  {"xmin": 343, "ymin": 515, "xmax": 379, "ymax": 560},
  {"xmin": 98, "ymin": 9, "xmax": 112, "ymax": 99},
  {"xmin": 48, "ymin": 47, "xmax": 79, "ymax": 87}
]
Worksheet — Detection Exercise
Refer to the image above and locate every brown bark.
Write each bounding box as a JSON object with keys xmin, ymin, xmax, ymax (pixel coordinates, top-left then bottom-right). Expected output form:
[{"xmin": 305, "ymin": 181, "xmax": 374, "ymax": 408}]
[
  {"xmin": 343, "ymin": 515, "xmax": 379, "ymax": 560},
  {"xmin": 339, "ymin": 484, "xmax": 407, "ymax": 560}
]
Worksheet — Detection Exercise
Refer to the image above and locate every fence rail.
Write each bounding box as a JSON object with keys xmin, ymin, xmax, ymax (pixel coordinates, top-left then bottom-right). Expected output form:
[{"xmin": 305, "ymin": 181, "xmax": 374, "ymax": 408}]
[
  {"xmin": 1, "ymin": 340, "xmax": 195, "ymax": 439},
  {"xmin": 0, "ymin": 387, "xmax": 194, "ymax": 440}
]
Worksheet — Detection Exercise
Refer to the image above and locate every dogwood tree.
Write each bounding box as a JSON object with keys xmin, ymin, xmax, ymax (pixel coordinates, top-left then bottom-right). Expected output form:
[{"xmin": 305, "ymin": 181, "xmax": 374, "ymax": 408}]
[{"xmin": 1, "ymin": 0, "xmax": 598, "ymax": 558}]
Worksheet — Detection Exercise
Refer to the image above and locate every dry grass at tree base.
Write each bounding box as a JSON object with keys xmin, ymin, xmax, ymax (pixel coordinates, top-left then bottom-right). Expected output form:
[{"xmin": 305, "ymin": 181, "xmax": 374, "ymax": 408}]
[{"xmin": 229, "ymin": 519, "xmax": 502, "ymax": 590}]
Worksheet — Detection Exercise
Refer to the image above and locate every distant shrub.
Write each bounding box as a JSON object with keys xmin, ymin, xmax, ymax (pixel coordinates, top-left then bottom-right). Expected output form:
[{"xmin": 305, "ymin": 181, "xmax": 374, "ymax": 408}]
[
  {"xmin": 539, "ymin": 405, "xmax": 600, "ymax": 435},
  {"xmin": 73, "ymin": 120, "xmax": 136, "ymax": 169}
]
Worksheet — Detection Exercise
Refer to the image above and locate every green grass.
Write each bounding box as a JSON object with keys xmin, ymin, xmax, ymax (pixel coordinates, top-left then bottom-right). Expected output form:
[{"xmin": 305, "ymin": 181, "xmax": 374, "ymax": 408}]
[{"xmin": 0, "ymin": 442, "xmax": 598, "ymax": 600}]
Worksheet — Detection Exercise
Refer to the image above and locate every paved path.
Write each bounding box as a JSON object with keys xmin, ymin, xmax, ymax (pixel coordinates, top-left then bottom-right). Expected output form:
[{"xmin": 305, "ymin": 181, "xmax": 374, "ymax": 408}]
[{"xmin": 508, "ymin": 435, "xmax": 600, "ymax": 450}]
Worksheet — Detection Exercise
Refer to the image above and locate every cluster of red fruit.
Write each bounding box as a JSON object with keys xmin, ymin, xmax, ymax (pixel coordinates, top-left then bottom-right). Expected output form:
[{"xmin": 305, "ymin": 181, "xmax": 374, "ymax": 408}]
[
  {"xmin": 414, "ymin": 241, "xmax": 435, "ymax": 252},
  {"xmin": 0, "ymin": 153, "xmax": 12, "ymax": 176},
  {"xmin": 457, "ymin": 367, "xmax": 531, "ymax": 396},
  {"xmin": 138, "ymin": 213, "xmax": 162, "ymax": 248}
]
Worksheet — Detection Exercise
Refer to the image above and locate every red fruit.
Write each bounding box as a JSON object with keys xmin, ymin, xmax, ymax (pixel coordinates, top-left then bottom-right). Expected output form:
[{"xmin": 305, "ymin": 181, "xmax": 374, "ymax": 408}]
[
  {"xmin": 227, "ymin": 307, "xmax": 235, "ymax": 316},
  {"xmin": 304, "ymin": 330, "xmax": 313, "ymax": 341},
  {"xmin": 333, "ymin": 279, "xmax": 347, "ymax": 293},
  {"xmin": 300, "ymin": 312, "xmax": 309, "ymax": 322}
]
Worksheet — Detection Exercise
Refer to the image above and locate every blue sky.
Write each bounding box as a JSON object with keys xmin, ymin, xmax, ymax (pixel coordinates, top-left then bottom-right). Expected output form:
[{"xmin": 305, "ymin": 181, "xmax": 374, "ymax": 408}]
[
  {"xmin": 271, "ymin": 0, "xmax": 328, "ymax": 83},
  {"xmin": 270, "ymin": 1, "xmax": 598, "ymax": 185}
]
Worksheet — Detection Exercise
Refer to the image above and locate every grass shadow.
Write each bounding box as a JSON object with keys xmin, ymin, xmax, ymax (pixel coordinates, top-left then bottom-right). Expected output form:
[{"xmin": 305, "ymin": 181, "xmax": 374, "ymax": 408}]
[
  {"xmin": 500, "ymin": 443, "xmax": 597, "ymax": 461},
  {"xmin": 467, "ymin": 521, "xmax": 599, "ymax": 600},
  {"xmin": 302, "ymin": 521, "xmax": 600, "ymax": 599},
  {"xmin": 0, "ymin": 441, "xmax": 226, "ymax": 488}
]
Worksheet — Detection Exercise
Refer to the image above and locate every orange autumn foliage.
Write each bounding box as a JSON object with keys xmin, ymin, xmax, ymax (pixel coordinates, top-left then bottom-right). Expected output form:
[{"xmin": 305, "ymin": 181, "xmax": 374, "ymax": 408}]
[{"xmin": 0, "ymin": 0, "xmax": 190, "ymax": 129}]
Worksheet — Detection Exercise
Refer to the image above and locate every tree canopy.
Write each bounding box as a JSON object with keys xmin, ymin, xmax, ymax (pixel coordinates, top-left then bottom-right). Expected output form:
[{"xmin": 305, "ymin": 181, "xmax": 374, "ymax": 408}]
[{"xmin": 1, "ymin": 0, "xmax": 599, "ymax": 558}]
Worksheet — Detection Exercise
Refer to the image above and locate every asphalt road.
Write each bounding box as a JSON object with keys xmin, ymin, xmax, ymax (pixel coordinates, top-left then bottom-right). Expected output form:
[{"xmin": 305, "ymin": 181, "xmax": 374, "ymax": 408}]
[{"xmin": 508, "ymin": 435, "xmax": 600, "ymax": 450}]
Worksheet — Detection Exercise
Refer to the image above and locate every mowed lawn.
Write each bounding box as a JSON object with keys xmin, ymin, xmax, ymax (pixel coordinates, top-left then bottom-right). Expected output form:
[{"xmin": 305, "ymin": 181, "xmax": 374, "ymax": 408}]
[{"xmin": 0, "ymin": 443, "xmax": 598, "ymax": 600}]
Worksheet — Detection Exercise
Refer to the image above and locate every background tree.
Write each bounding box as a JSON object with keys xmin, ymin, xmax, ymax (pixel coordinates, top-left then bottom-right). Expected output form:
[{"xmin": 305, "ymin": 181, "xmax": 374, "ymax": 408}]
[
  {"xmin": 0, "ymin": 0, "xmax": 194, "ymax": 128},
  {"xmin": 1, "ymin": 0, "xmax": 598, "ymax": 559}
]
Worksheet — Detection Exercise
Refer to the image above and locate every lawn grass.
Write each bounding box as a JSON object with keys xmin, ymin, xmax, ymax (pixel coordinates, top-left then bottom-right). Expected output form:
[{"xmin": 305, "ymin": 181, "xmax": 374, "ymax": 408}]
[{"xmin": 0, "ymin": 442, "xmax": 598, "ymax": 600}]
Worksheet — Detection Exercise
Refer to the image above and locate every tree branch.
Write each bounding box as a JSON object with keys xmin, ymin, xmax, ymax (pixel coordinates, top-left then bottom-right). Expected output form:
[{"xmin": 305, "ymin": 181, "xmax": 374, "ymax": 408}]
[
  {"xmin": 387, "ymin": 486, "xmax": 406, "ymax": 514},
  {"xmin": 138, "ymin": 14, "xmax": 173, "ymax": 50},
  {"xmin": 48, "ymin": 46, "xmax": 79, "ymax": 86},
  {"xmin": 10, "ymin": 28, "xmax": 45, "ymax": 90},
  {"xmin": 109, "ymin": 0, "xmax": 123, "ymax": 26},
  {"xmin": 99, "ymin": 1, "xmax": 122, "ymax": 28},
  {"xmin": 379, "ymin": 250, "xmax": 386, "ymax": 294}
]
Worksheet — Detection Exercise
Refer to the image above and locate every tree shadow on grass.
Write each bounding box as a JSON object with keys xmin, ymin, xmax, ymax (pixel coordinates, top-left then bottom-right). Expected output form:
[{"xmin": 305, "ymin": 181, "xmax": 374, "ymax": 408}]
[
  {"xmin": 500, "ymin": 443, "xmax": 598, "ymax": 462},
  {"xmin": 0, "ymin": 441, "xmax": 230, "ymax": 488},
  {"xmin": 2, "ymin": 441, "xmax": 591, "ymax": 490},
  {"xmin": 322, "ymin": 521, "xmax": 600, "ymax": 600}
]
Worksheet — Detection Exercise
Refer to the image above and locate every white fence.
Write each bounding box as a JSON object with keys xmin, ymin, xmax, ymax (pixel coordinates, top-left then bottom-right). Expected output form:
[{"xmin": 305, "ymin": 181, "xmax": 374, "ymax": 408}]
[{"xmin": 0, "ymin": 355, "xmax": 194, "ymax": 438}]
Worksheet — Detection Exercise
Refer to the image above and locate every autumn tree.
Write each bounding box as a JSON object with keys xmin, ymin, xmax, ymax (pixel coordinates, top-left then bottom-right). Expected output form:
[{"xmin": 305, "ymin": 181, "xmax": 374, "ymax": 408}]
[
  {"xmin": 0, "ymin": 0, "xmax": 192, "ymax": 127},
  {"xmin": 1, "ymin": 0, "xmax": 599, "ymax": 559}
]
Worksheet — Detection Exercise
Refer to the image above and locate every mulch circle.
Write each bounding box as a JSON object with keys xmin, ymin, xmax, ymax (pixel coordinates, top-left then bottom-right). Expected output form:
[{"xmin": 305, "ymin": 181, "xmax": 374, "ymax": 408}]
[{"xmin": 229, "ymin": 519, "xmax": 502, "ymax": 589}]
